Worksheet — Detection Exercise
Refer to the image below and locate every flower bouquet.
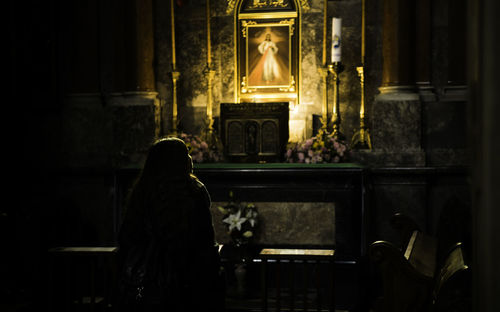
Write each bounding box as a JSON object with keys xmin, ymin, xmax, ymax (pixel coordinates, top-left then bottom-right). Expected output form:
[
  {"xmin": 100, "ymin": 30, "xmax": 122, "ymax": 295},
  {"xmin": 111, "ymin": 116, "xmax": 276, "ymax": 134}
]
[
  {"xmin": 218, "ymin": 191, "xmax": 258, "ymax": 247},
  {"xmin": 177, "ymin": 132, "xmax": 224, "ymax": 163},
  {"xmin": 284, "ymin": 131, "xmax": 350, "ymax": 163}
]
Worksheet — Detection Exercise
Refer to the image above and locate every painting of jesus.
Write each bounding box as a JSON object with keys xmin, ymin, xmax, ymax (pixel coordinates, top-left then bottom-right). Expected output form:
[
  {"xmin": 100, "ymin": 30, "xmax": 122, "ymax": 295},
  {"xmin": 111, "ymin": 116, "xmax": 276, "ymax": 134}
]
[{"xmin": 247, "ymin": 25, "xmax": 290, "ymax": 87}]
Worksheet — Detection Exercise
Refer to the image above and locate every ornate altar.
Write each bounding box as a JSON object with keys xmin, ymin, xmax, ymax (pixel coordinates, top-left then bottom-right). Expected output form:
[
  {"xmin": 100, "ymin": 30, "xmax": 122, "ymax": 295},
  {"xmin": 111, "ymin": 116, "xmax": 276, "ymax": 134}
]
[{"xmin": 220, "ymin": 102, "xmax": 289, "ymax": 163}]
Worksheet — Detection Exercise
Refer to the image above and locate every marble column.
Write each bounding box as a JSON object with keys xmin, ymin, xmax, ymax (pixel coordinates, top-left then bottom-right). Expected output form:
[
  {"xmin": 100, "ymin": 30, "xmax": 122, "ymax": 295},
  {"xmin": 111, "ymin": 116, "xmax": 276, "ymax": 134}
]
[
  {"xmin": 469, "ymin": 0, "xmax": 500, "ymax": 309},
  {"xmin": 415, "ymin": 0, "xmax": 435, "ymax": 101},
  {"xmin": 370, "ymin": 0, "xmax": 424, "ymax": 166},
  {"xmin": 109, "ymin": 0, "xmax": 158, "ymax": 167},
  {"xmin": 380, "ymin": 0, "xmax": 415, "ymax": 90},
  {"xmin": 447, "ymin": 0, "xmax": 466, "ymax": 86},
  {"xmin": 63, "ymin": 0, "xmax": 110, "ymax": 168},
  {"xmin": 108, "ymin": 0, "xmax": 156, "ymax": 93},
  {"xmin": 124, "ymin": 0, "xmax": 156, "ymax": 92}
]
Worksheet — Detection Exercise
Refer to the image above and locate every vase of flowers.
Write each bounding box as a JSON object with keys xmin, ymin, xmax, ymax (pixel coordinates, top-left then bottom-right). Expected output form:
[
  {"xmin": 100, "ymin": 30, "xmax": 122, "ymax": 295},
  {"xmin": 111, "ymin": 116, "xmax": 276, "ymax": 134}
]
[
  {"xmin": 177, "ymin": 132, "xmax": 224, "ymax": 163},
  {"xmin": 218, "ymin": 191, "xmax": 258, "ymax": 298},
  {"xmin": 284, "ymin": 131, "xmax": 350, "ymax": 163},
  {"xmin": 218, "ymin": 191, "xmax": 258, "ymax": 248}
]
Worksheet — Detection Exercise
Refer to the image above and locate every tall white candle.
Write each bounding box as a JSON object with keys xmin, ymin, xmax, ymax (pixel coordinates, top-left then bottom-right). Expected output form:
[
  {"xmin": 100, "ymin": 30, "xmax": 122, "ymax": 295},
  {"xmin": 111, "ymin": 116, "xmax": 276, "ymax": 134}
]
[{"xmin": 331, "ymin": 18, "xmax": 342, "ymax": 63}]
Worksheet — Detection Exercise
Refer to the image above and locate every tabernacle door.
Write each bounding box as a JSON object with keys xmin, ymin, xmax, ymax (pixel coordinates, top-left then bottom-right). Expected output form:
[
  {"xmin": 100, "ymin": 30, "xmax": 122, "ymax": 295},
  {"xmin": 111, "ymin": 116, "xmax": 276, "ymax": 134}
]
[{"xmin": 220, "ymin": 102, "xmax": 289, "ymax": 163}]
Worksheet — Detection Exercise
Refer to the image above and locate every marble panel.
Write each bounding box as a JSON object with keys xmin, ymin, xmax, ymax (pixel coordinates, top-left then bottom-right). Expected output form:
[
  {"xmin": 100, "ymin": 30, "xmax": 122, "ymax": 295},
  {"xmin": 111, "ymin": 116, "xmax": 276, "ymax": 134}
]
[
  {"xmin": 212, "ymin": 16, "xmax": 236, "ymax": 104},
  {"xmin": 61, "ymin": 95, "xmax": 113, "ymax": 168},
  {"xmin": 422, "ymin": 99, "xmax": 468, "ymax": 166},
  {"xmin": 423, "ymin": 100, "xmax": 467, "ymax": 149},
  {"xmin": 109, "ymin": 103, "xmax": 155, "ymax": 168},
  {"xmin": 211, "ymin": 201, "xmax": 335, "ymax": 245},
  {"xmin": 369, "ymin": 98, "xmax": 424, "ymax": 165},
  {"xmin": 300, "ymin": 12, "xmax": 323, "ymax": 124}
]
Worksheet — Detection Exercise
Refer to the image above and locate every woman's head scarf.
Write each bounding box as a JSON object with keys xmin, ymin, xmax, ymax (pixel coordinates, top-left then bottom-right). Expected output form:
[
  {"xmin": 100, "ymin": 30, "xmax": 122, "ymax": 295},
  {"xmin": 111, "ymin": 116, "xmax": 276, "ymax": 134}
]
[{"xmin": 141, "ymin": 137, "xmax": 192, "ymax": 183}]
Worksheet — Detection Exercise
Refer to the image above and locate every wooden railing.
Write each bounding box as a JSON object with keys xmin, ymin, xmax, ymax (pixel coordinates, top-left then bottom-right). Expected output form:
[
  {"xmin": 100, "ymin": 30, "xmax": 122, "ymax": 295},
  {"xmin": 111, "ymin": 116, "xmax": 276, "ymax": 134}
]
[
  {"xmin": 47, "ymin": 247, "xmax": 119, "ymax": 312},
  {"xmin": 259, "ymin": 248, "xmax": 336, "ymax": 312}
]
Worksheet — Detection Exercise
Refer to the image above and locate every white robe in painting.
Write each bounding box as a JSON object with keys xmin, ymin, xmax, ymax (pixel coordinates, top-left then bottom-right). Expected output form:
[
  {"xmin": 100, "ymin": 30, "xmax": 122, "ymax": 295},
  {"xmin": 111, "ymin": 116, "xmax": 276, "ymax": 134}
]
[{"xmin": 258, "ymin": 39, "xmax": 280, "ymax": 83}]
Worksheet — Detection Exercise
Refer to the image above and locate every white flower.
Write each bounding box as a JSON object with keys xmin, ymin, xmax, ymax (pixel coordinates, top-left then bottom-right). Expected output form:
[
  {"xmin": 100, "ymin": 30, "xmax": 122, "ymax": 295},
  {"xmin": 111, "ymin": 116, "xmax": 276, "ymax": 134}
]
[{"xmin": 223, "ymin": 210, "xmax": 247, "ymax": 232}]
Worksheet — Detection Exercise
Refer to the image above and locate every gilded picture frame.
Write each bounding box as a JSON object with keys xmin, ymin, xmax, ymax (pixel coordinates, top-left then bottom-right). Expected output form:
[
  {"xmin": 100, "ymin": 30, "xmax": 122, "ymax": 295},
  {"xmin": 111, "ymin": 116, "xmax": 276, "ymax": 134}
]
[
  {"xmin": 243, "ymin": 21, "xmax": 294, "ymax": 90},
  {"xmin": 235, "ymin": 0, "xmax": 300, "ymax": 103}
]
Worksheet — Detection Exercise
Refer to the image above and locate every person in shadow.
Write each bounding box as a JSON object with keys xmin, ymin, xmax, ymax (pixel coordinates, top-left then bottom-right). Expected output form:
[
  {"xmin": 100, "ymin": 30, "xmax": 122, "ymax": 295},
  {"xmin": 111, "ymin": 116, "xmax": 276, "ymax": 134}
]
[{"xmin": 117, "ymin": 137, "xmax": 224, "ymax": 312}]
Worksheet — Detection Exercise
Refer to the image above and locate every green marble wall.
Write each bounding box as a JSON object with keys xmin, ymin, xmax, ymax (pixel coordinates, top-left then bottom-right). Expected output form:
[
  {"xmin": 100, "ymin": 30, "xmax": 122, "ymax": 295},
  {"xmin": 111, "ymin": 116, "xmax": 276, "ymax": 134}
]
[{"xmin": 212, "ymin": 201, "xmax": 335, "ymax": 245}]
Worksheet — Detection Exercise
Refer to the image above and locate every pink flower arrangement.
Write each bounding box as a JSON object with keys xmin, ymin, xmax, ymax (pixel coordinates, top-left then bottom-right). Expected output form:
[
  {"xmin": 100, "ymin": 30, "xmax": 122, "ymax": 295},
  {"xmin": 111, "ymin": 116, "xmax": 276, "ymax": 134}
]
[
  {"xmin": 177, "ymin": 132, "xmax": 224, "ymax": 163},
  {"xmin": 284, "ymin": 131, "xmax": 350, "ymax": 163}
]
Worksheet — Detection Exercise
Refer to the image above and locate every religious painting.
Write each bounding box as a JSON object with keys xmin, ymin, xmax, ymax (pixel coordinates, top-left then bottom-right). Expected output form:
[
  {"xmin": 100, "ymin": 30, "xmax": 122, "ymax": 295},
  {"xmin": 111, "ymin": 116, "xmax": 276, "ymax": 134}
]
[
  {"xmin": 236, "ymin": 0, "xmax": 299, "ymax": 103},
  {"xmin": 247, "ymin": 25, "xmax": 290, "ymax": 88},
  {"xmin": 239, "ymin": 19, "xmax": 296, "ymax": 100}
]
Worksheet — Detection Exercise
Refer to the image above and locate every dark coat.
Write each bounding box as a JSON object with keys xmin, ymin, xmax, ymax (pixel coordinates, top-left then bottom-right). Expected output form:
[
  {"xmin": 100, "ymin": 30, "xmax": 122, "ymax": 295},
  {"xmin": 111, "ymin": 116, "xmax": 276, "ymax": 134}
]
[{"xmin": 117, "ymin": 175, "xmax": 223, "ymax": 312}]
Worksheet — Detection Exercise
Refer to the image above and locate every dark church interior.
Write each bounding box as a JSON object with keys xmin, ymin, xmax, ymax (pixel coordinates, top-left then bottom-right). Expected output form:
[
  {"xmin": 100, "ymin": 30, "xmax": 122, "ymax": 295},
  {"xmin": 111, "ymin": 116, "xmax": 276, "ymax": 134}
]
[{"xmin": 5, "ymin": 0, "xmax": 500, "ymax": 311}]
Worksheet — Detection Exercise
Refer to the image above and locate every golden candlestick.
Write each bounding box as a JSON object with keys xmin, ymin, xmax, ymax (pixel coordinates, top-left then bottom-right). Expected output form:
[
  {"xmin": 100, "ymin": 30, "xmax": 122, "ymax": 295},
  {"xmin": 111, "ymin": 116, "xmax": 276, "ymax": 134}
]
[
  {"xmin": 351, "ymin": 66, "xmax": 371, "ymax": 149},
  {"xmin": 204, "ymin": 0, "xmax": 219, "ymax": 148},
  {"xmin": 317, "ymin": 0, "xmax": 329, "ymax": 133},
  {"xmin": 205, "ymin": 0, "xmax": 214, "ymax": 137},
  {"xmin": 170, "ymin": 0, "xmax": 177, "ymax": 69},
  {"xmin": 318, "ymin": 67, "xmax": 329, "ymax": 131},
  {"xmin": 171, "ymin": 71, "xmax": 180, "ymax": 135},
  {"xmin": 170, "ymin": 0, "xmax": 179, "ymax": 135},
  {"xmin": 205, "ymin": 68, "xmax": 216, "ymax": 138},
  {"xmin": 206, "ymin": 0, "xmax": 212, "ymax": 67},
  {"xmin": 328, "ymin": 62, "xmax": 345, "ymax": 139},
  {"xmin": 351, "ymin": 0, "xmax": 372, "ymax": 149},
  {"xmin": 204, "ymin": 67, "xmax": 222, "ymax": 152}
]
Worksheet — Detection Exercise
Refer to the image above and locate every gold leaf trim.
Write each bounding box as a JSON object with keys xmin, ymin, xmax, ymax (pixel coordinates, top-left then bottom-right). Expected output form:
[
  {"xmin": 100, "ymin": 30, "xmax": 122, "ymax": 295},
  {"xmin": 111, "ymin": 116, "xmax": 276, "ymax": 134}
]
[
  {"xmin": 226, "ymin": 0, "xmax": 236, "ymax": 14},
  {"xmin": 241, "ymin": 20, "xmax": 257, "ymax": 37},
  {"xmin": 299, "ymin": 0, "xmax": 310, "ymax": 11}
]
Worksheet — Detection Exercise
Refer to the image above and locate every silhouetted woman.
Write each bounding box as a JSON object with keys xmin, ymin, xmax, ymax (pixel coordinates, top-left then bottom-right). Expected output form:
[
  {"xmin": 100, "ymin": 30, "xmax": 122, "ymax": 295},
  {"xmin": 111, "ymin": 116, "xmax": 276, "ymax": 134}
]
[{"xmin": 117, "ymin": 137, "xmax": 222, "ymax": 312}]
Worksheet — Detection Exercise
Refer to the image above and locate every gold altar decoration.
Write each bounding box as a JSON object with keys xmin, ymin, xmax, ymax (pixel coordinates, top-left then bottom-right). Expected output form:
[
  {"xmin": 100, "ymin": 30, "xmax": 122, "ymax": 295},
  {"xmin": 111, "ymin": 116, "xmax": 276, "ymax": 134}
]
[
  {"xmin": 298, "ymin": 0, "xmax": 310, "ymax": 11},
  {"xmin": 328, "ymin": 62, "xmax": 345, "ymax": 139},
  {"xmin": 228, "ymin": 0, "xmax": 309, "ymax": 15},
  {"xmin": 351, "ymin": 0, "xmax": 372, "ymax": 149},
  {"xmin": 234, "ymin": 0, "xmax": 301, "ymax": 104},
  {"xmin": 170, "ymin": 0, "xmax": 179, "ymax": 135},
  {"xmin": 318, "ymin": 67, "xmax": 329, "ymax": 131},
  {"xmin": 205, "ymin": 0, "xmax": 216, "ymax": 140},
  {"xmin": 227, "ymin": 0, "xmax": 237, "ymax": 14},
  {"xmin": 321, "ymin": 0, "xmax": 344, "ymax": 138},
  {"xmin": 319, "ymin": 0, "xmax": 328, "ymax": 130},
  {"xmin": 171, "ymin": 71, "xmax": 180, "ymax": 135},
  {"xmin": 322, "ymin": 0, "xmax": 327, "ymax": 66}
]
